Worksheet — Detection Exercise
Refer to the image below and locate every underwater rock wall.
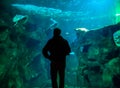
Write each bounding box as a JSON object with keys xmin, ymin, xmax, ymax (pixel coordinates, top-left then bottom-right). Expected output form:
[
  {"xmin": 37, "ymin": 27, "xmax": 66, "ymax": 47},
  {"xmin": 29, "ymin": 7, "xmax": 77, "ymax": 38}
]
[
  {"xmin": 72, "ymin": 23, "xmax": 120, "ymax": 88},
  {"xmin": 0, "ymin": 6, "xmax": 51, "ymax": 88}
]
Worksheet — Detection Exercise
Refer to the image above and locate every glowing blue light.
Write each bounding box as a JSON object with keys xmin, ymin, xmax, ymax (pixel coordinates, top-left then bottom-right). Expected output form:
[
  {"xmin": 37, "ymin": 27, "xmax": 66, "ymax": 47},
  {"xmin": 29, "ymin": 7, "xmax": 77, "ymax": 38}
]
[
  {"xmin": 70, "ymin": 52, "xmax": 75, "ymax": 55},
  {"xmin": 116, "ymin": 14, "xmax": 120, "ymax": 16},
  {"xmin": 88, "ymin": 0, "xmax": 114, "ymax": 11}
]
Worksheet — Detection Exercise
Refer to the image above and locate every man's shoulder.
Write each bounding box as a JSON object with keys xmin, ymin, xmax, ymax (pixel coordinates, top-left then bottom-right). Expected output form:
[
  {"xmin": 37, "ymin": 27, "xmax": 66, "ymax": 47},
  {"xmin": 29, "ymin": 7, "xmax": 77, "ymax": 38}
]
[
  {"xmin": 60, "ymin": 36, "xmax": 67, "ymax": 41},
  {"xmin": 62, "ymin": 38, "xmax": 68, "ymax": 43},
  {"xmin": 46, "ymin": 38, "xmax": 52, "ymax": 44},
  {"xmin": 47, "ymin": 38, "xmax": 55, "ymax": 44}
]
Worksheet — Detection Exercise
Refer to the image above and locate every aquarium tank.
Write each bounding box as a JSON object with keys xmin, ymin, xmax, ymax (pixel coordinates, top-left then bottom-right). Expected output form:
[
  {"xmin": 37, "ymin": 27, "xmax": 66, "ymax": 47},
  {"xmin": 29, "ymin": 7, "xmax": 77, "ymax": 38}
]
[{"xmin": 0, "ymin": 0, "xmax": 120, "ymax": 88}]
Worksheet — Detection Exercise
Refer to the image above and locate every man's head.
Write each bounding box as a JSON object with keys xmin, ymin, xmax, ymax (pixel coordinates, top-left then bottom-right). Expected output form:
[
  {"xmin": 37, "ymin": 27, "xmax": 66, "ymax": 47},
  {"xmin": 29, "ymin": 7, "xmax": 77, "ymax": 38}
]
[{"xmin": 53, "ymin": 28, "xmax": 61, "ymax": 36}]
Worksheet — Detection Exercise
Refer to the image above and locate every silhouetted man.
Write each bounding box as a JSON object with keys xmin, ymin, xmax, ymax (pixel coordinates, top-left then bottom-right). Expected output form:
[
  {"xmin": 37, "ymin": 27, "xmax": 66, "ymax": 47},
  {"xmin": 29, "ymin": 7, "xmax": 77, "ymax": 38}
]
[{"xmin": 42, "ymin": 28, "xmax": 71, "ymax": 88}]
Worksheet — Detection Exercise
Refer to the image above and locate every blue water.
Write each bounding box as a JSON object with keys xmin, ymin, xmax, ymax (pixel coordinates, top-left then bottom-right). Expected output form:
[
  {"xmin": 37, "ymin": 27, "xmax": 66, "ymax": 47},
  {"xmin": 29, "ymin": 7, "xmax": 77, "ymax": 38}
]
[{"xmin": 0, "ymin": 0, "xmax": 118, "ymax": 88}]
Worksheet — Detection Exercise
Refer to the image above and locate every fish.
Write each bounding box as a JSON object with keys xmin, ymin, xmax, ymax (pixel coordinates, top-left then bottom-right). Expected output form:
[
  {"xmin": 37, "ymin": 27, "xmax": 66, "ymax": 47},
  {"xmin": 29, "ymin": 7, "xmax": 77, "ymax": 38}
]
[
  {"xmin": 13, "ymin": 14, "xmax": 28, "ymax": 26},
  {"xmin": 12, "ymin": 4, "xmax": 86, "ymax": 20}
]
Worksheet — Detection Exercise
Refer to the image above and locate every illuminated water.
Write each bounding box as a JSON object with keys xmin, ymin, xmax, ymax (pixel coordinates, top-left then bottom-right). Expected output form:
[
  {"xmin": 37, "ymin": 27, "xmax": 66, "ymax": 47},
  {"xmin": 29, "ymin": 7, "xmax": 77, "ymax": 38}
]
[{"xmin": 0, "ymin": 0, "xmax": 120, "ymax": 88}]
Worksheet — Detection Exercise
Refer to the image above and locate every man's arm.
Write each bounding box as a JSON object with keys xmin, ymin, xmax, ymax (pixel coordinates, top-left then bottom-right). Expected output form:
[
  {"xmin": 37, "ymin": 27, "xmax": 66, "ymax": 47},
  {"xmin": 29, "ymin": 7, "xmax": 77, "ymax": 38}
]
[{"xmin": 42, "ymin": 41, "xmax": 50, "ymax": 59}]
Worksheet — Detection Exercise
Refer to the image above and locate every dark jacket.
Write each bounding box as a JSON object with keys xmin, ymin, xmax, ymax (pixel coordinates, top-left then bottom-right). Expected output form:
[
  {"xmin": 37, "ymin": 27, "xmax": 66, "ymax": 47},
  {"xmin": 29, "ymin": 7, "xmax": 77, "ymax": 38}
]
[{"xmin": 42, "ymin": 35, "xmax": 71, "ymax": 63}]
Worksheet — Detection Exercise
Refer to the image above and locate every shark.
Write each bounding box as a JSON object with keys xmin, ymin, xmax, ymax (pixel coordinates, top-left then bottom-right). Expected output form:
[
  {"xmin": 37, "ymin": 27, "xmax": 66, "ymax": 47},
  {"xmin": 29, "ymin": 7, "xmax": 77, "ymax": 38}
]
[
  {"xmin": 12, "ymin": 4, "xmax": 85, "ymax": 20},
  {"xmin": 12, "ymin": 4, "xmax": 114, "ymax": 22}
]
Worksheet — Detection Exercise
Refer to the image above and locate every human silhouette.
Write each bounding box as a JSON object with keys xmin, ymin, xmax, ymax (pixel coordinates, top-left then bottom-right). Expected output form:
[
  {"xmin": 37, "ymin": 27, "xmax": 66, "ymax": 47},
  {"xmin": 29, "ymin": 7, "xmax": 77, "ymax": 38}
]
[{"xmin": 42, "ymin": 28, "xmax": 71, "ymax": 88}]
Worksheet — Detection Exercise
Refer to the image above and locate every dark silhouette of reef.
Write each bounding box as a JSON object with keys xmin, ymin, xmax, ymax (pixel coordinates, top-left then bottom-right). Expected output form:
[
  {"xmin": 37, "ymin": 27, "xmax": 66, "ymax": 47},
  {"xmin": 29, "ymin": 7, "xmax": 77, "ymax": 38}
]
[{"xmin": 73, "ymin": 22, "xmax": 120, "ymax": 88}]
